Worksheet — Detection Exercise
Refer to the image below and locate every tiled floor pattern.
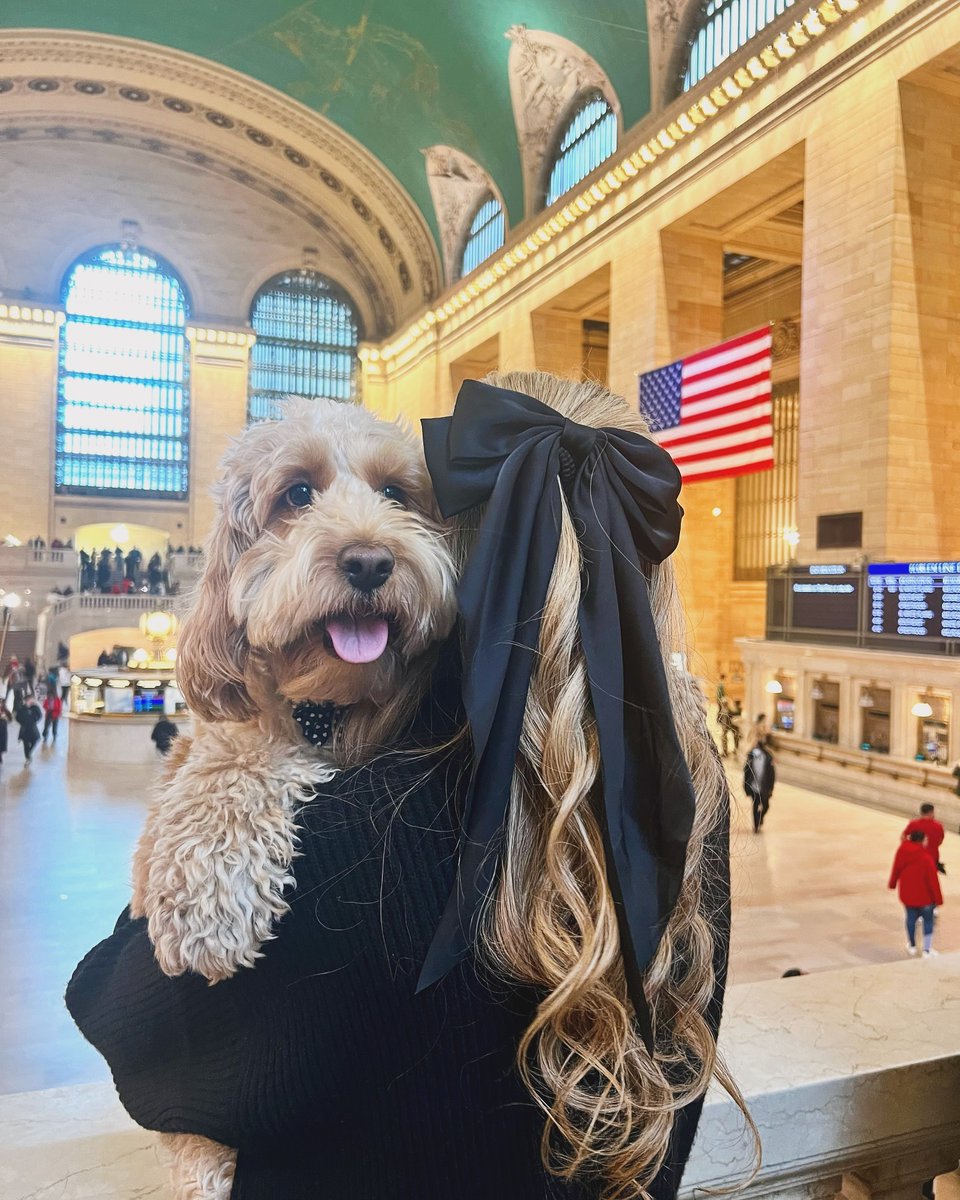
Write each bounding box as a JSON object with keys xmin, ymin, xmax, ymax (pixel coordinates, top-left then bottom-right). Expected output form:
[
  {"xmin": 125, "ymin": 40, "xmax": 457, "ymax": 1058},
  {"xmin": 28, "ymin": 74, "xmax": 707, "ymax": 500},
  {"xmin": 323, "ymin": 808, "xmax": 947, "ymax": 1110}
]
[{"xmin": 0, "ymin": 723, "xmax": 956, "ymax": 1094}]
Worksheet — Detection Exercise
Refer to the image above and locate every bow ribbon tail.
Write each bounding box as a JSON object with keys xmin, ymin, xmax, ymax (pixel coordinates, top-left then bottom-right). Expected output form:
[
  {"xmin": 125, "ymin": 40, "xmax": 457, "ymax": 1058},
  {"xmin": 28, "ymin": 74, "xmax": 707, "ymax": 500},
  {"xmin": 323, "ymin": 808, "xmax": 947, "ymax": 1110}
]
[{"xmin": 417, "ymin": 444, "xmax": 564, "ymax": 993}]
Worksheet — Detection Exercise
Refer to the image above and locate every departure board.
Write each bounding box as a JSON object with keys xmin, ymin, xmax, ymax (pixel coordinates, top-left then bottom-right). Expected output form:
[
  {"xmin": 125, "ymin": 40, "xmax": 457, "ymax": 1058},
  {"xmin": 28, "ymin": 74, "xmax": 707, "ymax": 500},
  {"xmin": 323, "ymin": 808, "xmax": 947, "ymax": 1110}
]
[
  {"xmin": 867, "ymin": 562, "xmax": 960, "ymax": 641},
  {"xmin": 790, "ymin": 564, "xmax": 861, "ymax": 632}
]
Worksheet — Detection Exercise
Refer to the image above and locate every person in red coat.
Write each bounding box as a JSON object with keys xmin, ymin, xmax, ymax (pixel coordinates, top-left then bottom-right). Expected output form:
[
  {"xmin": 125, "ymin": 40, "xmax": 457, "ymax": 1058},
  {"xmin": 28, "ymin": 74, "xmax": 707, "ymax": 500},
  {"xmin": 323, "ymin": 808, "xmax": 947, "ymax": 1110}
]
[
  {"xmin": 889, "ymin": 830, "xmax": 943, "ymax": 956},
  {"xmin": 902, "ymin": 803, "xmax": 945, "ymax": 873}
]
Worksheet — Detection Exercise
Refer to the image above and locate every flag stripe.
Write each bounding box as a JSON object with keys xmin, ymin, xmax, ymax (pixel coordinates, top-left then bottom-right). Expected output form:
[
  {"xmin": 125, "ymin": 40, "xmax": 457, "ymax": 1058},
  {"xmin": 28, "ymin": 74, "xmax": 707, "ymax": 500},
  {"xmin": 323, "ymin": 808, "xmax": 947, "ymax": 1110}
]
[
  {"xmin": 660, "ymin": 411, "xmax": 773, "ymax": 453},
  {"xmin": 681, "ymin": 357, "xmax": 772, "ymax": 400},
  {"xmin": 683, "ymin": 327, "xmax": 772, "ymax": 371},
  {"xmin": 678, "ymin": 379, "xmax": 772, "ymax": 419},
  {"xmin": 669, "ymin": 433, "xmax": 773, "ymax": 468},
  {"xmin": 657, "ymin": 401, "xmax": 772, "ymax": 446},
  {"xmin": 679, "ymin": 452, "xmax": 776, "ymax": 484},
  {"xmin": 638, "ymin": 325, "xmax": 775, "ymax": 485}
]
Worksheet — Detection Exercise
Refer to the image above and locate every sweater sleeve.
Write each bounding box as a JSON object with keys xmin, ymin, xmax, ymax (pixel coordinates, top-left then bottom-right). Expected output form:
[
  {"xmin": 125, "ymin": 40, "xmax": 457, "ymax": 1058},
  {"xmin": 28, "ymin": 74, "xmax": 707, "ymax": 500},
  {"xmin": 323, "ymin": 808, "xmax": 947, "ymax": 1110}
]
[
  {"xmin": 927, "ymin": 859, "xmax": 944, "ymax": 907},
  {"xmin": 65, "ymin": 909, "xmax": 244, "ymax": 1148},
  {"xmin": 888, "ymin": 848, "xmax": 903, "ymax": 889}
]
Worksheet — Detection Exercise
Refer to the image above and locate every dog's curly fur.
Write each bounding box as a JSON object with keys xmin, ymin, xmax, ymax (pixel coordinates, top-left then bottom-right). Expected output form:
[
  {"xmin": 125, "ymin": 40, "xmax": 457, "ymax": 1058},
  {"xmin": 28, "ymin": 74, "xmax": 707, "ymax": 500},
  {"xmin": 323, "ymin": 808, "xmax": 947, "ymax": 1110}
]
[{"xmin": 131, "ymin": 398, "xmax": 457, "ymax": 1198}]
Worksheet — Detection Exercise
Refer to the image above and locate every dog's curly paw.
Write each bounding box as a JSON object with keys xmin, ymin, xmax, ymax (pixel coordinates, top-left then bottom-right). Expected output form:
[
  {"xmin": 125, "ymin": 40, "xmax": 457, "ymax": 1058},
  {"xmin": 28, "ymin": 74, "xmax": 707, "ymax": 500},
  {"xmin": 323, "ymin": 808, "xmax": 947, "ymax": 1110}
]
[
  {"xmin": 162, "ymin": 1133, "xmax": 236, "ymax": 1200},
  {"xmin": 134, "ymin": 728, "xmax": 323, "ymax": 982}
]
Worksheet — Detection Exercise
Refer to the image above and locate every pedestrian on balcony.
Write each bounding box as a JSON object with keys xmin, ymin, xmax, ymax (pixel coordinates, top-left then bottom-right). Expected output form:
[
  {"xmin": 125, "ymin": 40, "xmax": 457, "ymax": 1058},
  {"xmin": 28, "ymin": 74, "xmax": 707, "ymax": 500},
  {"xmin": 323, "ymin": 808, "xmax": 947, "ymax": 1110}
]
[
  {"xmin": 14, "ymin": 696, "xmax": 42, "ymax": 764},
  {"xmin": 42, "ymin": 690, "xmax": 62, "ymax": 744},
  {"xmin": 147, "ymin": 553, "xmax": 163, "ymax": 594},
  {"xmin": 125, "ymin": 547, "xmax": 142, "ymax": 587},
  {"xmin": 96, "ymin": 551, "xmax": 112, "ymax": 593},
  {"xmin": 889, "ymin": 829, "xmax": 943, "ymax": 957},
  {"xmin": 744, "ymin": 739, "xmax": 775, "ymax": 833},
  {"xmin": 23, "ymin": 656, "xmax": 36, "ymax": 698}
]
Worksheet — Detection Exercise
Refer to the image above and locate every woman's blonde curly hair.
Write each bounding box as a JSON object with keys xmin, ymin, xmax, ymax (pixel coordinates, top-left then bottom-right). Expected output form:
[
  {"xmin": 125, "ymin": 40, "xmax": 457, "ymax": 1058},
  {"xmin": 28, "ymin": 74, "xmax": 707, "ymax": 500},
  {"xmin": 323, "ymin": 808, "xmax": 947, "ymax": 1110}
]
[{"xmin": 459, "ymin": 371, "xmax": 752, "ymax": 1199}]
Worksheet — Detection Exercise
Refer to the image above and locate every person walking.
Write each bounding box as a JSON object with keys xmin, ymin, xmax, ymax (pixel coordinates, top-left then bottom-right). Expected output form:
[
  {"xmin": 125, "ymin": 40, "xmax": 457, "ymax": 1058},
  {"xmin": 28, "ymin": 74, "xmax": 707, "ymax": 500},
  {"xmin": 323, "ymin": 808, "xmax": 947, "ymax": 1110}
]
[
  {"xmin": 0, "ymin": 702, "xmax": 9, "ymax": 768},
  {"xmin": 744, "ymin": 739, "xmax": 775, "ymax": 833},
  {"xmin": 23, "ymin": 656, "xmax": 36, "ymax": 698},
  {"xmin": 58, "ymin": 663, "xmax": 72, "ymax": 706},
  {"xmin": 42, "ymin": 689, "xmax": 62, "ymax": 744},
  {"xmin": 889, "ymin": 829, "xmax": 943, "ymax": 957},
  {"xmin": 14, "ymin": 696, "xmax": 42, "ymax": 764},
  {"xmin": 150, "ymin": 714, "xmax": 180, "ymax": 756},
  {"xmin": 902, "ymin": 803, "xmax": 945, "ymax": 874},
  {"xmin": 748, "ymin": 711, "xmax": 770, "ymax": 747}
]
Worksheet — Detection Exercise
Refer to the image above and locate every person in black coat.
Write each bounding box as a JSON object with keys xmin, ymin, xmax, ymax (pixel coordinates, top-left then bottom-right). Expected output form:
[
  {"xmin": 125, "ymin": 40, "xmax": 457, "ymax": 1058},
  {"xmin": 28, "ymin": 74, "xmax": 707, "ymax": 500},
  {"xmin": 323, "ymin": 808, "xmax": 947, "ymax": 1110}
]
[
  {"xmin": 15, "ymin": 697, "xmax": 42, "ymax": 763},
  {"xmin": 744, "ymin": 741, "xmax": 776, "ymax": 832},
  {"xmin": 96, "ymin": 550, "xmax": 113, "ymax": 593},
  {"xmin": 150, "ymin": 715, "xmax": 180, "ymax": 755},
  {"xmin": 0, "ymin": 702, "xmax": 9, "ymax": 765}
]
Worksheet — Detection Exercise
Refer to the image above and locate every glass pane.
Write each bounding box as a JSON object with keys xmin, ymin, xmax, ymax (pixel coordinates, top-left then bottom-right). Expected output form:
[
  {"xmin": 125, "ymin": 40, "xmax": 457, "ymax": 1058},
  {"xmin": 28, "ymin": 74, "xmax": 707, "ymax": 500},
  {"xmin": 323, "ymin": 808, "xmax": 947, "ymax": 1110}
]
[
  {"xmin": 546, "ymin": 94, "xmax": 618, "ymax": 207},
  {"xmin": 682, "ymin": 0, "xmax": 798, "ymax": 90},
  {"xmin": 249, "ymin": 270, "xmax": 360, "ymax": 423},
  {"xmin": 460, "ymin": 194, "xmax": 506, "ymax": 278},
  {"xmin": 57, "ymin": 246, "xmax": 190, "ymax": 498}
]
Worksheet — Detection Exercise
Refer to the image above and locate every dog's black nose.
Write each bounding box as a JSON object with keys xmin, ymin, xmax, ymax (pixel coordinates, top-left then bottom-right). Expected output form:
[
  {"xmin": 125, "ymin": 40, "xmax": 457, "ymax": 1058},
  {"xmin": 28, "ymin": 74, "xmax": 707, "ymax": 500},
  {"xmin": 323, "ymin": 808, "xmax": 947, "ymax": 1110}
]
[{"xmin": 339, "ymin": 545, "xmax": 395, "ymax": 593}]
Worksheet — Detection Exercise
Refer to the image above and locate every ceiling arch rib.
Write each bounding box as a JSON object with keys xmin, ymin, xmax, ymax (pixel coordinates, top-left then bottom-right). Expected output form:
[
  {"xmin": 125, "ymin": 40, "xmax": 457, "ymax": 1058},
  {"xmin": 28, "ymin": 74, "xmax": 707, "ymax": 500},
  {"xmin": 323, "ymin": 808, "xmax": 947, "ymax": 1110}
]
[
  {"xmin": 0, "ymin": 30, "xmax": 442, "ymax": 335},
  {"xmin": 423, "ymin": 145, "xmax": 507, "ymax": 285},
  {"xmin": 505, "ymin": 26, "xmax": 622, "ymax": 219}
]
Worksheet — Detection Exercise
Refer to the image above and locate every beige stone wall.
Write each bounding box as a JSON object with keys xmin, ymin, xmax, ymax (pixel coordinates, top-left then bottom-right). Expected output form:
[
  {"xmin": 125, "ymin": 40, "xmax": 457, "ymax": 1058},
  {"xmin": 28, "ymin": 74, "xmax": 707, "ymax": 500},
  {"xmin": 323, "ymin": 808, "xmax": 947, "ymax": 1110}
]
[{"xmin": 0, "ymin": 320, "xmax": 58, "ymax": 542}]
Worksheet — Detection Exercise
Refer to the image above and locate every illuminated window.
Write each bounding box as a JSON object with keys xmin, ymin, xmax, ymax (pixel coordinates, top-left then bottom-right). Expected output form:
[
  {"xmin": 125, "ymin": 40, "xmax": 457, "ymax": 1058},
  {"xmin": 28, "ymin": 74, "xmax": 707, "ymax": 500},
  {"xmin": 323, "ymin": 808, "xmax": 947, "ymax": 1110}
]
[
  {"xmin": 682, "ymin": 0, "xmax": 797, "ymax": 90},
  {"xmin": 57, "ymin": 246, "xmax": 190, "ymax": 498},
  {"xmin": 249, "ymin": 270, "xmax": 360, "ymax": 423},
  {"xmin": 545, "ymin": 92, "xmax": 618, "ymax": 208},
  {"xmin": 458, "ymin": 193, "xmax": 505, "ymax": 279}
]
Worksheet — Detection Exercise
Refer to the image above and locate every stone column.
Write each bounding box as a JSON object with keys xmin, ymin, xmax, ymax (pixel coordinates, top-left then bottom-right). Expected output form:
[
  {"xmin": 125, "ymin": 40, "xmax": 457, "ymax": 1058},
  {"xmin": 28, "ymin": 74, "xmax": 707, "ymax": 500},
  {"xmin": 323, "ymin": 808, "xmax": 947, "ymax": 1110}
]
[
  {"xmin": 0, "ymin": 305, "xmax": 60, "ymax": 542},
  {"xmin": 531, "ymin": 310, "xmax": 584, "ymax": 377},
  {"xmin": 799, "ymin": 75, "xmax": 960, "ymax": 562},
  {"xmin": 185, "ymin": 325, "xmax": 254, "ymax": 546}
]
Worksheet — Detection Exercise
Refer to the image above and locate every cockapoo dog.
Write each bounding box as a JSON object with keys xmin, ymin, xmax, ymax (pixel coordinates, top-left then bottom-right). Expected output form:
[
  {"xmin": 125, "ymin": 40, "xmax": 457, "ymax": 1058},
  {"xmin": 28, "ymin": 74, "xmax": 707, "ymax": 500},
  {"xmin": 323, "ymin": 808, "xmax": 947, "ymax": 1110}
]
[{"xmin": 130, "ymin": 398, "xmax": 457, "ymax": 1199}]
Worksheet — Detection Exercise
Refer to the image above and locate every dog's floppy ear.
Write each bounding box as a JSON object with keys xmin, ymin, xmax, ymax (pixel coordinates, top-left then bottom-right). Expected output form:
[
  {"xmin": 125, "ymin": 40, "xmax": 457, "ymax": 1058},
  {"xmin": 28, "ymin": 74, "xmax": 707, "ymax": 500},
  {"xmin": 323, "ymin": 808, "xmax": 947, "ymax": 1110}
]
[{"xmin": 177, "ymin": 475, "xmax": 257, "ymax": 723}]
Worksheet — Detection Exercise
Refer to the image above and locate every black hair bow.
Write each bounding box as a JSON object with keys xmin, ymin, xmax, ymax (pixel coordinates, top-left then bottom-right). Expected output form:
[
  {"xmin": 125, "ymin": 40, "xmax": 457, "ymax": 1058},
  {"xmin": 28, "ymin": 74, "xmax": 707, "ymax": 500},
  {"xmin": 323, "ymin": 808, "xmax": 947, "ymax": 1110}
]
[{"xmin": 417, "ymin": 379, "xmax": 697, "ymax": 1052}]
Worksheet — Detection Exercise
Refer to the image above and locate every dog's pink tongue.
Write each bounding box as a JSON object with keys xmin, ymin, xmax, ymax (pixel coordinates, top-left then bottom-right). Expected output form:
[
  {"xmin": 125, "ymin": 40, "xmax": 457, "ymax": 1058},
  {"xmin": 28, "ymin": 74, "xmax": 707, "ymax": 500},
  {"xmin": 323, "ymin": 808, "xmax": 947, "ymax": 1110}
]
[{"xmin": 326, "ymin": 615, "xmax": 389, "ymax": 664}]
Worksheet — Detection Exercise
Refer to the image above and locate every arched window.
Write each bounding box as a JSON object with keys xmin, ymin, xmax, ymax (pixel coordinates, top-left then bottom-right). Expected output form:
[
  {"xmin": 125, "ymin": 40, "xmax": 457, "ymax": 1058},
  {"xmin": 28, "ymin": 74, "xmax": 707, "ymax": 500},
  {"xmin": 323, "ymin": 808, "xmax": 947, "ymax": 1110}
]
[
  {"xmin": 57, "ymin": 245, "xmax": 190, "ymax": 497},
  {"xmin": 545, "ymin": 92, "xmax": 618, "ymax": 208},
  {"xmin": 249, "ymin": 270, "xmax": 361, "ymax": 423},
  {"xmin": 458, "ymin": 193, "xmax": 505, "ymax": 279},
  {"xmin": 682, "ymin": 0, "xmax": 797, "ymax": 91}
]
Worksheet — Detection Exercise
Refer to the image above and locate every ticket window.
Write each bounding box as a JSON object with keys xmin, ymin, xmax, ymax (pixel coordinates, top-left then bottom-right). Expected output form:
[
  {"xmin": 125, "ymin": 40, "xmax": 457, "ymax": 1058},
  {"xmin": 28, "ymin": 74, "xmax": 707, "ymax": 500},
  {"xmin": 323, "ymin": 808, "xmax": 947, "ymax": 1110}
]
[
  {"xmin": 913, "ymin": 692, "xmax": 950, "ymax": 765},
  {"xmin": 772, "ymin": 673, "xmax": 796, "ymax": 733},
  {"xmin": 860, "ymin": 686, "xmax": 891, "ymax": 754},
  {"xmin": 812, "ymin": 680, "xmax": 840, "ymax": 744}
]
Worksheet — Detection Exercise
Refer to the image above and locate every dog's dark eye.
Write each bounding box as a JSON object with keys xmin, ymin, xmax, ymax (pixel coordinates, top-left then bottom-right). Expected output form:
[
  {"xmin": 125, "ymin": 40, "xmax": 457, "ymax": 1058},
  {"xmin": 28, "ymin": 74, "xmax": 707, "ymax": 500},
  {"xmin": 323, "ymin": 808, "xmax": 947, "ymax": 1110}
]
[
  {"xmin": 285, "ymin": 483, "xmax": 313, "ymax": 508},
  {"xmin": 381, "ymin": 485, "xmax": 408, "ymax": 507}
]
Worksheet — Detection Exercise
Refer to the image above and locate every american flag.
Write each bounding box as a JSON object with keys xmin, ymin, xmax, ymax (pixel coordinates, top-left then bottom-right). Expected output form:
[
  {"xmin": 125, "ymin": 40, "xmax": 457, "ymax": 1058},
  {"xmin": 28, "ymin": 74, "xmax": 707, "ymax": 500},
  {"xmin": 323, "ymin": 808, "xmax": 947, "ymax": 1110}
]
[{"xmin": 638, "ymin": 327, "xmax": 774, "ymax": 484}]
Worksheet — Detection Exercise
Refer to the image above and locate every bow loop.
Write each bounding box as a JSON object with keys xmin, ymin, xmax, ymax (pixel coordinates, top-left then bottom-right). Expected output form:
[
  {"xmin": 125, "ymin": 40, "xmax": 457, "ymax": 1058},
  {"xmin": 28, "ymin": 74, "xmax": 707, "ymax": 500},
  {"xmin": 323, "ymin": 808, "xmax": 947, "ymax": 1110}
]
[{"xmin": 418, "ymin": 379, "xmax": 696, "ymax": 1054}]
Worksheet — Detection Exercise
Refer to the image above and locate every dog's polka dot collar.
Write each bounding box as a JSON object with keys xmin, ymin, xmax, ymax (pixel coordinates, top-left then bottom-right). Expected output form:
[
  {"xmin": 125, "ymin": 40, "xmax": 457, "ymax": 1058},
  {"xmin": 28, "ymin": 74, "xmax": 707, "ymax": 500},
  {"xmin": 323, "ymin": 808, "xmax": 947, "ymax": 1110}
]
[{"xmin": 292, "ymin": 701, "xmax": 344, "ymax": 747}]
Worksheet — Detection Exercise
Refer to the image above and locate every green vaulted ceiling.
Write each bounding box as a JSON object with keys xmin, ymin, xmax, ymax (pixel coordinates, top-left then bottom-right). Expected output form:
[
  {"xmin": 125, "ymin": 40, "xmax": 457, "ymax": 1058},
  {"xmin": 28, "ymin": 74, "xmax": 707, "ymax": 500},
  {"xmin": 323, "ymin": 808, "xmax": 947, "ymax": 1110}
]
[{"xmin": 0, "ymin": 0, "xmax": 651, "ymax": 244}]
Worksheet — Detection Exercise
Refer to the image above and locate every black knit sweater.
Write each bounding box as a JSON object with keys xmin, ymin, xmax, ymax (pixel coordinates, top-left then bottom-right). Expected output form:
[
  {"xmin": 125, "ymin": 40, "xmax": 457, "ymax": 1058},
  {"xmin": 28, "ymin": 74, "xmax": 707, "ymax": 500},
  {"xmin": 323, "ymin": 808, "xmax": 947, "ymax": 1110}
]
[{"xmin": 66, "ymin": 733, "xmax": 729, "ymax": 1200}]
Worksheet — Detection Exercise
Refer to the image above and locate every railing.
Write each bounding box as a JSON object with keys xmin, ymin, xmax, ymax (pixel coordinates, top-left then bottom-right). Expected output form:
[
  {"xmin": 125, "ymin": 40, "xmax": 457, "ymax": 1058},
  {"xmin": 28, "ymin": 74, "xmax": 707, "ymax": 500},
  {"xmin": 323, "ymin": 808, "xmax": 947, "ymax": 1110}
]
[
  {"xmin": 679, "ymin": 956, "xmax": 960, "ymax": 1200},
  {"xmin": 0, "ymin": 545, "xmax": 77, "ymax": 569},
  {"xmin": 2, "ymin": 956, "xmax": 956, "ymax": 1198},
  {"xmin": 772, "ymin": 734, "xmax": 956, "ymax": 796}
]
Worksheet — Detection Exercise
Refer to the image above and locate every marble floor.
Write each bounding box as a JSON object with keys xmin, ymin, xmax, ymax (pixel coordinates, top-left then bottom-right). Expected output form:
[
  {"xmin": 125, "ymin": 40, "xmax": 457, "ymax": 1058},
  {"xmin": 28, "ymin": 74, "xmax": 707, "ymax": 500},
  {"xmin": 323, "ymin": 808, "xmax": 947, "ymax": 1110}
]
[{"xmin": 0, "ymin": 722, "xmax": 956, "ymax": 1096}]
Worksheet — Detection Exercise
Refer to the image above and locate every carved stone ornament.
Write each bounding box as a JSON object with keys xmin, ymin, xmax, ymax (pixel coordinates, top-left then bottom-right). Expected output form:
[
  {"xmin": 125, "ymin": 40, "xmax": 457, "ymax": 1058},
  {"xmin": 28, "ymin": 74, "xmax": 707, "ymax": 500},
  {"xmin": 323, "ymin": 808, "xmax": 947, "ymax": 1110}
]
[
  {"xmin": 772, "ymin": 316, "xmax": 801, "ymax": 360},
  {"xmin": 423, "ymin": 145, "xmax": 506, "ymax": 284},
  {"xmin": 505, "ymin": 25, "xmax": 621, "ymax": 217}
]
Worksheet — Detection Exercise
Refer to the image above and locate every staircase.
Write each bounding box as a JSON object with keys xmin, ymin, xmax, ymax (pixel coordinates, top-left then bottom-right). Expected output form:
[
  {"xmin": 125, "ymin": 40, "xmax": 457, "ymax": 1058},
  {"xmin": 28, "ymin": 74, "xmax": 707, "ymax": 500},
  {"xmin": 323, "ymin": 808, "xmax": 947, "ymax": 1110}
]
[{"xmin": 35, "ymin": 593, "xmax": 189, "ymax": 666}]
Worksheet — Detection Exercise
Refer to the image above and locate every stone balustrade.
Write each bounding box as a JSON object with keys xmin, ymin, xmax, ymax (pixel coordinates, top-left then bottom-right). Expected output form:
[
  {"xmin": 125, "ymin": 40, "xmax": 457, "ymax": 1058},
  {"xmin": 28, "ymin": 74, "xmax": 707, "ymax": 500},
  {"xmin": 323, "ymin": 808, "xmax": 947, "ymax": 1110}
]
[{"xmin": 1, "ymin": 955, "xmax": 956, "ymax": 1198}]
